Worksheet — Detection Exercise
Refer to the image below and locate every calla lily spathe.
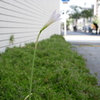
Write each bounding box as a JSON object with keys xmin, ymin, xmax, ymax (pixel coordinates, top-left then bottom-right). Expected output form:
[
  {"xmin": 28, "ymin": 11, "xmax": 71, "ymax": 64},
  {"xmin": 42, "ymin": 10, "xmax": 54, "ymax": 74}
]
[
  {"xmin": 40, "ymin": 10, "xmax": 61, "ymax": 33},
  {"xmin": 35, "ymin": 10, "xmax": 61, "ymax": 49}
]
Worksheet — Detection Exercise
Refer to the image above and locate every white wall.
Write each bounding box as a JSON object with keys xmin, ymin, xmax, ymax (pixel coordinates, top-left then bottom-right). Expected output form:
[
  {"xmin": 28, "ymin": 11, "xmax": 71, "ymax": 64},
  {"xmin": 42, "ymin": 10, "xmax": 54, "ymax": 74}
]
[{"xmin": 0, "ymin": 0, "xmax": 60, "ymax": 52}]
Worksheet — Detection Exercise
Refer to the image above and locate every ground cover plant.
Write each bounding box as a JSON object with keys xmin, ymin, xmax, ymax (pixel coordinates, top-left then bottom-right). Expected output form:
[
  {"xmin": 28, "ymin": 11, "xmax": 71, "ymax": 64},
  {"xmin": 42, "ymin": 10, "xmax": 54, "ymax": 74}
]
[{"xmin": 0, "ymin": 34, "xmax": 100, "ymax": 100}]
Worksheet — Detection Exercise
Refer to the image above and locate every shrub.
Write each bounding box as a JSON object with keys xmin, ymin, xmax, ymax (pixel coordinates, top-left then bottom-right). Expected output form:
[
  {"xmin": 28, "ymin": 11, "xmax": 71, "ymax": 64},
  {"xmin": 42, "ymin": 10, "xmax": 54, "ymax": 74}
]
[{"xmin": 0, "ymin": 34, "xmax": 100, "ymax": 100}]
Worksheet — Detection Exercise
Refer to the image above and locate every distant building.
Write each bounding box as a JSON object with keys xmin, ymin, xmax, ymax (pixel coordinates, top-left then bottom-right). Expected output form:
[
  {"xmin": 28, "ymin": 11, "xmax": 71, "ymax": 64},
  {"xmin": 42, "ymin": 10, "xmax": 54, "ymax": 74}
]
[
  {"xmin": 96, "ymin": 0, "xmax": 100, "ymax": 16},
  {"xmin": 94, "ymin": 0, "xmax": 100, "ymax": 26}
]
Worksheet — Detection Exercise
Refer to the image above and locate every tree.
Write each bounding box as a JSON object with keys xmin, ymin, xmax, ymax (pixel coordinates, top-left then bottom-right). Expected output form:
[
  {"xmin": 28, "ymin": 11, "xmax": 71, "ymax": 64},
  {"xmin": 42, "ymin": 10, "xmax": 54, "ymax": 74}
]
[
  {"xmin": 81, "ymin": 9, "xmax": 93, "ymax": 19},
  {"xmin": 69, "ymin": 5, "xmax": 82, "ymax": 26},
  {"xmin": 80, "ymin": 8, "xmax": 93, "ymax": 26},
  {"xmin": 68, "ymin": 5, "xmax": 94, "ymax": 30}
]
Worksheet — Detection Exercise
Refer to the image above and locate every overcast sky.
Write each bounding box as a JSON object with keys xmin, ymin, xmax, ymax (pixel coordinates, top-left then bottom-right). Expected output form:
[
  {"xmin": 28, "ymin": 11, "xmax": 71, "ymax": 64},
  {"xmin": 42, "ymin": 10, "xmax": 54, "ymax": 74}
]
[
  {"xmin": 68, "ymin": 0, "xmax": 95, "ymax": 7},
  {"xmin": 60, "ymin": 0, "xmax": 96, "ymax": 10}
]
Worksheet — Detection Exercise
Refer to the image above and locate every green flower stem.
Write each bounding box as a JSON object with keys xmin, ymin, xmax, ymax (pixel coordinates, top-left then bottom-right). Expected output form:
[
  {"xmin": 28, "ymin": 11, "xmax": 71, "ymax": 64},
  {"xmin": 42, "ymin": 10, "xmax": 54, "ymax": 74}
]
[
  {"xmin": 28, "ymin": 31, "xmax": 41, "ymax": 100},
  {"xmin": 25, "ymin": 27, "xmax": 47, "ymax": 100},
  {"xmin": 29, "ymin": 48, "xmax": 36, "ymax": 100},
  {"xmin": 24, "ymin": 93, "xmax": 33, "ymax": 100},
  {"xmin": 34, "ymin": 31, "xmax": 41, "ymax": 49}
]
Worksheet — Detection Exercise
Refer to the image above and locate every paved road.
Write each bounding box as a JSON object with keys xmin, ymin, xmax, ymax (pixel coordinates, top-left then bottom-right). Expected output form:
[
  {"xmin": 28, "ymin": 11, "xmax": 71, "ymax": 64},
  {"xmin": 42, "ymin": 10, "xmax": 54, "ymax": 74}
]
[
  {"xmin": 66, "ymin": 31, "xmax": 100, "ymax": 36},
  {"xmin": 64, "ymin": 31, "xmax": 100, "ymax": 85}
]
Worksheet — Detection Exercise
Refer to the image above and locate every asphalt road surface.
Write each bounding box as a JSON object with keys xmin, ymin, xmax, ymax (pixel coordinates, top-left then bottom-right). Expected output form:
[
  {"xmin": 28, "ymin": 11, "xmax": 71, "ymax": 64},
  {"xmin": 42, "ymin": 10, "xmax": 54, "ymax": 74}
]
[{"xmin": 66, "ymin": 31, "xmax": 100, "ymax": 36}]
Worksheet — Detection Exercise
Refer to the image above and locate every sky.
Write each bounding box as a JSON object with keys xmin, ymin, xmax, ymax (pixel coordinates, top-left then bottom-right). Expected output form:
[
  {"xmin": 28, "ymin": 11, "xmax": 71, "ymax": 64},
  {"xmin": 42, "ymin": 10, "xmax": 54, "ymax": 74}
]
[{"xmin": 60, "ymin": 0, "xmax": 96, "ymax": 10}]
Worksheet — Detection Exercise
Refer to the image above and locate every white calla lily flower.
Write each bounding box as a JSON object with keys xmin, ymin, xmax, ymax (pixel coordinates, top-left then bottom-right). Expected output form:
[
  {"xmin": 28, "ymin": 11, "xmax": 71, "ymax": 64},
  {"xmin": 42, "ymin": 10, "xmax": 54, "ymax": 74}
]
[
  {"xmin": 40, "ymin": 10, "xmax": 61, "ymax": 33},
  {"xmin": 35, "ymin": 10, "xmax": 61, "ymax": 49}
]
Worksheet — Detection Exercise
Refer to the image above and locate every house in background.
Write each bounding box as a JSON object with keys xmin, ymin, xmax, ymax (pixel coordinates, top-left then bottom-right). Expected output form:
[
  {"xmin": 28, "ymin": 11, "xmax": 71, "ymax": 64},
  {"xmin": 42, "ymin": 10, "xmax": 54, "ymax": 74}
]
[
  {"xmin": 94, "ymin": 0, "xmax": 100, "ymax": 29},
  {"xmin": 94, "ymin": 0, "xmax": 100, "ymax": 16},
  {"xmin": 0, "ymin": 0, "xmax": 60, "ymax": 52}
]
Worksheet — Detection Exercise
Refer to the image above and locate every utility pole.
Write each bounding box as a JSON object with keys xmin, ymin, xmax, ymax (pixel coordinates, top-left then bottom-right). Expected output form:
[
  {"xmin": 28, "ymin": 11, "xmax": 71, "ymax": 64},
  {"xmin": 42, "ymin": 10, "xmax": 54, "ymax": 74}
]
[
  {"xmin": 84, "ymin": 2, "xmax": 86, "ymax": 27},
  {"xmin": 61, "ymin": 0, "xmax": 70, "ymax": 36},
  {"xmin": 64, "ymin": 7, "xmax": 67, "ymax": 35}
]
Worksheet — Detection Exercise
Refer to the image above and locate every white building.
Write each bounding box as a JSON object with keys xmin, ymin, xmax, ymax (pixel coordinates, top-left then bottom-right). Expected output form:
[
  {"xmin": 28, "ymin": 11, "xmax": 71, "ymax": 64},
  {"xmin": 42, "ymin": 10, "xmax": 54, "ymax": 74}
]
[
  {"xmin": 94, "ymin": 0, "xmax": 100, "ymax": 16},
  {"xmin": 94, "ymin": 0, "xmax": 100, "ymax": 29},
  {"xmin": 0, "ymin": 0, "xmax": 60, "ymax": 52}
]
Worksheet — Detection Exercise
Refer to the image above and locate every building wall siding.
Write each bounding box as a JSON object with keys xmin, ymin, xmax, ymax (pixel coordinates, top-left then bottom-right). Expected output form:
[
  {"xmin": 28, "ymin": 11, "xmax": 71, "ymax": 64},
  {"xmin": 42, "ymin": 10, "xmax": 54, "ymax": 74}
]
[{"xmin": 0, "ymin": 0, "xmax": 60, "ymax": 52}]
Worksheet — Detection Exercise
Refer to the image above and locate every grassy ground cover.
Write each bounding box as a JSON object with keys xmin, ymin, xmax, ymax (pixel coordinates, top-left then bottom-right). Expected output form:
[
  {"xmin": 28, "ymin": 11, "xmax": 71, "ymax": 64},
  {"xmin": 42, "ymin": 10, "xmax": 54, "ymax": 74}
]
[{"xmin": 0, "ymin": 34, "xmax": 100, "ymax": 100}]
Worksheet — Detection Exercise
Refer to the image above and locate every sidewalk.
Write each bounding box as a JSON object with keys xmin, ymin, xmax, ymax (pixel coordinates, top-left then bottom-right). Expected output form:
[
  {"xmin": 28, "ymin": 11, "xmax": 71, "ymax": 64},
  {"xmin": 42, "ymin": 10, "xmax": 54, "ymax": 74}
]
[
  {"xmin": 64, "ymin": 35, "xmax": 100, "ymax": 43},
  {"xmin": 64, "ymin": 35, "xmax": 100, "ymax": 85}
]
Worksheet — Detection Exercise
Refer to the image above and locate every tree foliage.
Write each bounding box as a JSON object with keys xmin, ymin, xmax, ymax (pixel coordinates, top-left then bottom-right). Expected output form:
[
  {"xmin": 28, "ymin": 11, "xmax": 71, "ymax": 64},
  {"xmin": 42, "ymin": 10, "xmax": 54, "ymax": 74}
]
[
  {"xmin": 69, "ymin": 5, "xmax": 82, "ymax": 19},
  {"xmin": 81, "ymin": 9, "xmax": 93, "ymax": 19},
  {"xmin": 69, "ymin": 5, "xmax": 93, "ymax": 20}
]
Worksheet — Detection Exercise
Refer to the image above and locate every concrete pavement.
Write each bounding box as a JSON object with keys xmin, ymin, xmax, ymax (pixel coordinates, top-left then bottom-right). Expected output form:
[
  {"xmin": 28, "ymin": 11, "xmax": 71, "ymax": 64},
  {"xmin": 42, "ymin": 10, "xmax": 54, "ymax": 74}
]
[{"xmin": 64, "ymin": 31, "xmax": 100, "ymax": 85}]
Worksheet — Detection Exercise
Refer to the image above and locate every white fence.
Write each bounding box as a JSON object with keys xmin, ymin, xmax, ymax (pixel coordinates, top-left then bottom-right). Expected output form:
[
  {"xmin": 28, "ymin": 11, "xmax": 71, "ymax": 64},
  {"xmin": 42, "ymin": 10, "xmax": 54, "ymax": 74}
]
[{"xmin": 0, "ymin": 0, "xmax": 60, "ymax": 52}]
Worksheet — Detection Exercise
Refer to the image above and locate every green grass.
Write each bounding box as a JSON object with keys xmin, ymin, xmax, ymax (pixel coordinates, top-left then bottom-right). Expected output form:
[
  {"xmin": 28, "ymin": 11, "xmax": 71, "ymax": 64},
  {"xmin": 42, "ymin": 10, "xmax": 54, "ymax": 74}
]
[{"xmin": 0, "ymin": 34, "xmax": 100, "ymax": 100}]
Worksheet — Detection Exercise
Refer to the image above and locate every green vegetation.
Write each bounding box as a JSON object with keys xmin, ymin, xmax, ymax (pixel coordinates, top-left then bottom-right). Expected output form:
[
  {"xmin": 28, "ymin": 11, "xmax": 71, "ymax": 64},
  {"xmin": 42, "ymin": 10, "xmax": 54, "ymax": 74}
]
[
  {"xmin": 0, "ymin": 34, "xmax": 100, "ymax": 100},
  {"xmin": 92, "ymin": 15, "xmax": 99, "ymax": 24},
  {"xmin": 9, "ymin": 35, "xmax": 14, "ymax": 44}
]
